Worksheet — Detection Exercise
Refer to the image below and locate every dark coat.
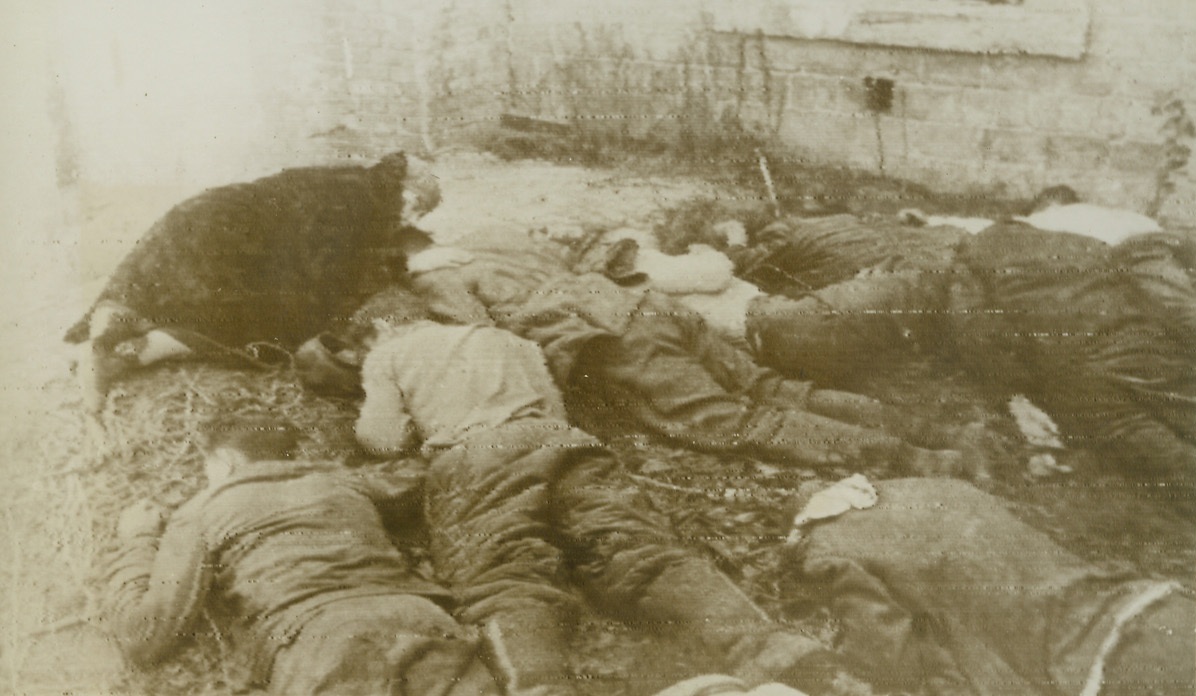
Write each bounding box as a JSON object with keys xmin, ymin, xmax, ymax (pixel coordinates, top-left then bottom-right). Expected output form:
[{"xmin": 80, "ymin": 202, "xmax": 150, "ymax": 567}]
[
  {"xmin": 103, "ymin": 460, "xmax": 447, "ymax": 687},
  {"xmin": 67, "ymin": 154, "xmax": 420, "ymax": 349}
]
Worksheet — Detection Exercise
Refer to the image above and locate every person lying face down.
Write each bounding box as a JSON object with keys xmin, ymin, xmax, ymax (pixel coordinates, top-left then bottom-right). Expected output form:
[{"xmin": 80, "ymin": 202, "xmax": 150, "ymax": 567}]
[
  {"xmin": 67, "ymin": 152, "xmax": 441, "ymax": 412},
  {"xmin": 715, "ymin": 197, "xmax": 1196, "ymax": 482},
  {"xmin": 101, "ymin": 415, "xmax": 503, "ymax": 696},
  {"xmin": 645, "ymin": 187, "xmax": 1194, "ymax": 482},
  {"xmin": 324, "ymin": 312, "xmax": 860, "ymax": 695},
  {"xmin": 305, "ymin": 229, "xmax": 977, "ymax": 476},
  {"xmin": 788, "ymin": 477, "xmax": 1195, "ymax": 696}
]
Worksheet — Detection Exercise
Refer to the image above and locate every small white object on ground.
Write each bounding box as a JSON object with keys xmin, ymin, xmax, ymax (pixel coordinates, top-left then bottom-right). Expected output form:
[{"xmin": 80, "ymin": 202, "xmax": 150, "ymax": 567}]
[
  {"xmin": 1008, "ymin": 394, "xmax": 1064, "ymax": 449},
  {"xmin": 1027, "ymin": 452, "xmax": 1072, "ymax": 478},
  {"xmin": 1009, "ymin": 395, "xmax": 1072, "ymax": 477},
  {"xmin": 787, "ymin": 473, "xmax": 878, "ymax": 543}
]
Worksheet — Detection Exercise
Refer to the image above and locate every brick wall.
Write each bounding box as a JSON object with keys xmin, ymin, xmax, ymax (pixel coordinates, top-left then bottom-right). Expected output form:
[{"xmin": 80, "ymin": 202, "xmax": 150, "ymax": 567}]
[{"xmin": 498, "ymin": 0, "xmax": 1196, "ymax": 221}]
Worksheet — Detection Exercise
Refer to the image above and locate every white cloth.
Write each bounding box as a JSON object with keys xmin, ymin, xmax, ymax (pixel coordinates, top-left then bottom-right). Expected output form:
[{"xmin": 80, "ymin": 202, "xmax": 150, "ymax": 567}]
[
  {"xmin": 1015, "ymin": 203, "xmax": 1161, "ymax": 245},
  {"xmin": 672, "ymin": 278, "xmax": 763, "ymax": 341},
  {"xmin": 636, "ymin": 245, "xmax": 736, "ymax": 295},
  {"xmin": 633, "ymin": 245, "xmax": 762, "ymax": 340}
]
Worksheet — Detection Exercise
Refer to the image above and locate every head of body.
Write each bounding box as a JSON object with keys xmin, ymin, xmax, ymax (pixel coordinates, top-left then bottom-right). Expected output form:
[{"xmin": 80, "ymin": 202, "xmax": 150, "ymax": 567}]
[
  {"xmin": 295, "ymin": 286, "xmax": 432, "ymax": 398},
  {"xmin": 200, "ymin": 415, "xmax": 305, "ymax": 485},
  {"xmin": 1026, "ymin": 184, "xmax": 1081, "ymax": 215},
  {"xmin": 369, "ymin": 152, "xmax": 442, "ymax": 237}
]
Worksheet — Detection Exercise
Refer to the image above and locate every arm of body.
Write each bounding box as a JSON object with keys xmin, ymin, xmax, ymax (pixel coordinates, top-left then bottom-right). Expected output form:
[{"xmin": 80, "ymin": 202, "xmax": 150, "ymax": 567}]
[
  {"xmin": 356, "ymin": 345, "xmax": 420, "ymax": 455},
  {"xmin": 102, "ymin": 495, "xmax": 213, "ymax": 667}
]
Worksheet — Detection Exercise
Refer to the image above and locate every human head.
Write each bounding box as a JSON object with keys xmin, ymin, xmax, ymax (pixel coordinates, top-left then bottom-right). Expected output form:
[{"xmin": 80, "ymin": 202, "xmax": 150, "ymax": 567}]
[
  {"xmin": 1027, "ymin": 185, "xmax": 1080, "ymax": 214},
  {"xmin": 294, "ymin": 332, "xmax": 367, "ymax": 398},
  {"xmin": 370, "ymin": 151, "xmax": 442, "ymax": 229},
  {"xmin": 201, "ymin": 415, "xmax": 303, "ymax": 483},
  {"xmin": 295, "ymin": 285, "xmax": 431, "ymax": 397}
]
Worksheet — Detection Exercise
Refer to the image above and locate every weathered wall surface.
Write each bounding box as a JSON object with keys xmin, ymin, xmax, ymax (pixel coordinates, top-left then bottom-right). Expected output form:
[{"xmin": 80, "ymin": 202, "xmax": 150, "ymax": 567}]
[
  {"xmin": 501, "ymin": 0, "xmax": 1196, "ymax": 220},
  {"xmin": 43, "ymin": 0, "xmax": 1196, "ymax": 220},
  {"xmin": 49, "ymin": 0, "xmax": 510, "ymax": 187}
]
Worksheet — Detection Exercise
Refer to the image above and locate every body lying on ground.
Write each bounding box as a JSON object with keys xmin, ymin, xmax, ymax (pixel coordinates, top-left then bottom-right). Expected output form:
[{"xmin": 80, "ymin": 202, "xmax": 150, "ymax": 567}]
[
  {"xmin": 790, "ymin": 477, "xmax": 1195, "ymax": 696},
  {"xmin": 103, "ymin": 414, "xmax": 821, "ymax": 696},
  {"xmin": 350, "ymin": 318, "xmax": 853, "ymax": 695},
  {"xmin": 651, "ymin": 197, "xmax": 1195, "ymax": 483},
  {"xmin": 66, "ymin": 153, "xmax": 441, "ymax": 411},
  {"xmin": 102, "ymin": 417, "xmax": 501, "ymax": 696},
  {"xmin": 303, "ymin": 228, "xmax": 971, "ymax": 475},
  {"xmin": 742, "ymin": 219, "xmax": 1196, "ymax": 482}
]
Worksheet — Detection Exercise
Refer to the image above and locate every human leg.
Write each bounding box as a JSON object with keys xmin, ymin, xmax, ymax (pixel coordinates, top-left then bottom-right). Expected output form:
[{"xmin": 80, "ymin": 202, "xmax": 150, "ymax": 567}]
[
  {"xmin": 270, "ymin": 594, "xmax": 502, "ymax": 696},
  {"xmin": 1034, "ymin": 323, "xmax": 1196, "ymax": 481},
  {"xmin": 578, "ymin": 308, "xmax": 928, "ymax": 468},
  {"xmin": 423, "ymin": 423, "xmax": 586, "ymax": 696},
  {"xmin": 746, "ymin": 271, "xmax": 941, "ymax": 389},
  {"xmin": 549, "ymin": 446, "xmax": 842, "ymax": 690}
]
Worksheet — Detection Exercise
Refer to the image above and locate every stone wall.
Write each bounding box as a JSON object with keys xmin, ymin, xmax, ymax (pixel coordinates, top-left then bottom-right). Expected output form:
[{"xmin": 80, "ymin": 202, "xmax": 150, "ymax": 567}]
[{"xmin": 499, "ymin": 0, "xmax": 1196, "ymax": 220}]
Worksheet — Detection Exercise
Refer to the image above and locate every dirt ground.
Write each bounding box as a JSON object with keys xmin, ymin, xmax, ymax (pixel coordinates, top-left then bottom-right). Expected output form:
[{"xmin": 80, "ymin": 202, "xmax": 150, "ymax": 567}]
[
  {"xmin": 0, "ymin": 152, "xmax": 725, "ymax": 695},
  {"xmin": 1, "ymin": 151, "xmax": 1191, "ymax": 696}
]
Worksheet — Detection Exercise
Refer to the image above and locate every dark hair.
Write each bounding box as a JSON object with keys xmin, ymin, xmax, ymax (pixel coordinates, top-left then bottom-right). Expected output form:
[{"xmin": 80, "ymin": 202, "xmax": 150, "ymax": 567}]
[
  {"xmin": 1028, "ymin": 185, "xmax": 1080, "ymax": 214},
  {"xmin": 202, "ymin": 415, "xmax": 303, "ymax": 461},
  {"xmin": 294, "ymin": 333, "xmax": 367, "ymax": 398},
  {"xmin": 372, "ymin": 151, "xmax": 409, "ymax": 179},
  {"xmin": 351, "ymin": 285, "xmax": 431, "ymax": 327}
]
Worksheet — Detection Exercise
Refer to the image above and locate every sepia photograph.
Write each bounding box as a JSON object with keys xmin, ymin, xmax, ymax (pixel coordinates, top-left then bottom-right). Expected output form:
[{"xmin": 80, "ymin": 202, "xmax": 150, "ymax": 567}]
[{"xmin": 1, "ymin": 1, "xmax": 1193, "ymax": 694}]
